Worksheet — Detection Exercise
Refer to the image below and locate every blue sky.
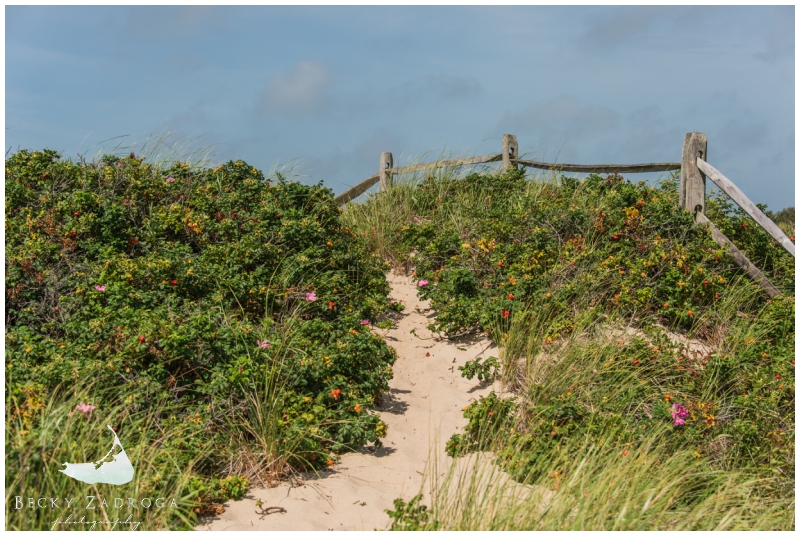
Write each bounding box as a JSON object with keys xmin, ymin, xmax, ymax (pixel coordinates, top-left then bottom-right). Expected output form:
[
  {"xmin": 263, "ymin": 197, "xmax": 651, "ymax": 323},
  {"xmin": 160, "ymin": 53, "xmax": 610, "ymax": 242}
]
[{"xmin": 5, "ymin": 5, "xmax": 795, "ymax": 210}]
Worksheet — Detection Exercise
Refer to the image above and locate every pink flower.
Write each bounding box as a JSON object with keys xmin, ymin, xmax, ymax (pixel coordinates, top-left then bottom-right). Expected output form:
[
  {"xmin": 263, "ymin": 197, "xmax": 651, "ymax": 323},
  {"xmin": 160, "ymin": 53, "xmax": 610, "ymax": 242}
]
[
  {"xmin": 166, "ymin": 177, "xmax": 176, "ymax": 183},
  {"xmin": 305, "ymin": 292, "xmax": 317, "ymax": 302},
  {"xmin": 117, "ymin": 162, "xmax": 123, "ymax": 168},
  {"xmin": 257, "ymin": 340, "xmax": 270, "ymax": 349},
  {"xmin": 360, "ymin": 319, "xmax": 370, "ymax": 325},
  {"xmin": 418, "ymin": 280, "xmax": 429, "ymax": 287},
  {"xmin": 95, "ymin": 285, "xmax": 106, "ymax": 292},
  {"xmin": 671, "ymin": 403, "xmax": 688, "ymax": 426},
  {"xmin": 75, "ymin": 402, "xmax": 97, "ymax": 418}
]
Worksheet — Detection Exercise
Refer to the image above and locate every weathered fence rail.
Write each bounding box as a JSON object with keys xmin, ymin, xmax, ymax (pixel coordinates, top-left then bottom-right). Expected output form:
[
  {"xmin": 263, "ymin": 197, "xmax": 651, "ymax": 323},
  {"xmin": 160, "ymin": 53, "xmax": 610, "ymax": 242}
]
[
  {"xmin": 336, "ymin": 132, "xmax": 792, "ymax": 296},
  {"xmin": 695, "ymin": 158, "xmax": 795, "ymax": 257},
  {"xmin": 693, "ymin": 212, "xmax": 782, "ymax": 297},
  {"xmin": 514, "ymin": 160, "xmax": 681, "ymax": 174},
  {"xmin": 334, "ymin": 154, "xmax": 504, "ymax": 205}
]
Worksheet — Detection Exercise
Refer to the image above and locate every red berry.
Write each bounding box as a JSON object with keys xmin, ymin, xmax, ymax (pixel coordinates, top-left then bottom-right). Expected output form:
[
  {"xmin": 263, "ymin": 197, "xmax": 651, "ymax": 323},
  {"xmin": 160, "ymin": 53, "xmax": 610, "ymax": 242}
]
[
  {"xmin": 497, "ymin": 262, "xmax": 503, "ymax": 267},
  {"xmin": 776, "ymin": 374, "xmax": 781, "ymax": 380},
  {"xmin": 715, "ymin": 293, "xmax": 720, "ymax": 299},
  {"xmin": 70, "ymin": 232, "xmax": 77, "ymax": 237},
  {"xmin": 138, "ymin": 336, "xmax": 145, "ymax": 342},
  {"xmin": 703, "ymin": 280, "xmax": 709, "ymax": 286},
  {"xmin": 74, "ymin": 212, "xmax": 80, "ymax": 217},
  {"xmin": 170, "ymin": 280, "xmax": 177, "ymax": 286},
  {"xmin": 508, "ymin": 294, "xmax": 514, "ymax": 300},
  {"xmin": 633, "ymin": 359, "xmax": 639, "ymax": 365}
]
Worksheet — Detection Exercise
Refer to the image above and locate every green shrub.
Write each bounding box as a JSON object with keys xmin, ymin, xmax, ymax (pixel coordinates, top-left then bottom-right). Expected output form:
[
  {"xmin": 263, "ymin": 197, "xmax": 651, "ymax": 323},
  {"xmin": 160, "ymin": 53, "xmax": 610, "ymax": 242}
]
[
  {"xmin": 187, "ymin": 475, "xmax": 250, "ymax": 516},
  {"xmin": 346, "ymin": 167, "xmax": 793, "ymax": 528},
  {"xmin": 458, "ymin": 355, "xmax": 499, "ymax": 382},
  {"xmin": 5, "ymin": 149, "xmax": 396, "ymax": 528},
  {"xmin": 394, "ymin": 169, "xmax": 792, "ymax": 338}
]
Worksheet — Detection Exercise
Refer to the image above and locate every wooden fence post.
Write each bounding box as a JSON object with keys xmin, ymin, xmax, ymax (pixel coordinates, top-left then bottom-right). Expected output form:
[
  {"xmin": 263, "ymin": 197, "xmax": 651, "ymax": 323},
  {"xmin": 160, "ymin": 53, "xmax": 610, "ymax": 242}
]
[
  {"xmin": 502, "ymin": 134, "xmax": 518, "ymax": 171},
  {"xmin": 379, "ymin": 152, "xmax": 393, "ymax": 192},
  {"xmin": 681, "ymin": 132, "xmax": 708, "ymax": 213}
]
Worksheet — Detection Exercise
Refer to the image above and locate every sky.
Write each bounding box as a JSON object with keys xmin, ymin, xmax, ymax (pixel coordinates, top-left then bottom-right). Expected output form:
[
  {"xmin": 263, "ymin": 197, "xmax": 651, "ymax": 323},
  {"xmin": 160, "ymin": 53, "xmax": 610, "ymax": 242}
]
[{"xmin": 5, "ymin": 5, "xmax": 796, "ymax": 210}]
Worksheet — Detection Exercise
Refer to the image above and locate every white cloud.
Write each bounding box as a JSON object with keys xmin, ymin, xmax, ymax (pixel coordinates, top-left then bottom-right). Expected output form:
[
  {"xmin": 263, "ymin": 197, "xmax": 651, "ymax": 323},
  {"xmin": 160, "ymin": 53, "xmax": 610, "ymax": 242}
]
[
  {"xmin": 500, "ymin": 95, "xmax": 620, "ymax": 136},
  {"xmin": 120, "ymin": 6, "xmax": 223, "ymax": 42},
  {"xmin": 626, "ymin": 106, "xmax": 664, "ymax": 129},
  {"xmin": 577, "ymin": 6, "xmax": 659, "ymax": 51},
  {"xmin": 424, "ymin": 74, "xmax": 482, "ymax": 100},
  {"xmin": 263, "ymin": 61, "xmax": 331, "ymax": 117},
  {"xmin": 753, "ymin": 7, "xmax": 794, "ymax": 63}
]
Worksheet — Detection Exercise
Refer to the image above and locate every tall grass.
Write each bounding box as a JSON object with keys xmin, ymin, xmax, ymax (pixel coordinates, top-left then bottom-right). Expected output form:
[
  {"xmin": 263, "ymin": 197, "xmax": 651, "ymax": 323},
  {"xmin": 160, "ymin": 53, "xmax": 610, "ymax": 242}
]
[
  {"xmin": 5, "ymin": 142, "xmax": 349, "ymax": 528},
  {"xmin": 4, "ymin": 292, "xmax": 331, "ymax": 529},
  {"xmin": 410, "ymin": 424, "xmax": 793, "ymax": 530},
  {"xmin": 391, "ymin": 299, "xmax": 794, "ymax": 530},
  {"xmin": 75, "ymin": 127, "xmax": 221, "ymax": 172},
  {"xmin": 340, "ymin": 155, "xmax": 540, "ymax": 268},
  {"xmin": 357, "ymin": 165, "xmax": 793, "ymax": 530},
  {"xmin": 222, "ymin": 309, "xmax": 321, "ymax": 487},
  {"xmin": 5, "ymin": 378, "xmax": 201, "ymax": 530}
]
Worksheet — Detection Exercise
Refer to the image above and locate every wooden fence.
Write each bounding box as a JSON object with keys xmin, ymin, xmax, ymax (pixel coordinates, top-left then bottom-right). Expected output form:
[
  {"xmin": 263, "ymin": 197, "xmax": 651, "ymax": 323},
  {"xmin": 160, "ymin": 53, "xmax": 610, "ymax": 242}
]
[{"xmin": 335, "ymin": 132, "xmax": 793, "ymax": 296}]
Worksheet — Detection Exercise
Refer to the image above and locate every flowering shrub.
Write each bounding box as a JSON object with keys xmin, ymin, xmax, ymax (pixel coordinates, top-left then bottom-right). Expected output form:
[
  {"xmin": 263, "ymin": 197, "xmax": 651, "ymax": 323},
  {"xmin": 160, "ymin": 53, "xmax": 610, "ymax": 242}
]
[
  {"xmin": 449, "ymin": 299, "xmax": 794, "ymax": 491},
  {"xmin": 401, "ymin": 169, "xmax": 792, "ymax": 338},
  {"xmin": 373, "ymin": 168, "xmax": 793, "ymax": 493},
  {"xmin": 5, "ymin": 149, "xmax": 395, "ymax": 488},
  {"xmin": 671, "ymin": 403, "xmax": 688, "ymax": 426}
]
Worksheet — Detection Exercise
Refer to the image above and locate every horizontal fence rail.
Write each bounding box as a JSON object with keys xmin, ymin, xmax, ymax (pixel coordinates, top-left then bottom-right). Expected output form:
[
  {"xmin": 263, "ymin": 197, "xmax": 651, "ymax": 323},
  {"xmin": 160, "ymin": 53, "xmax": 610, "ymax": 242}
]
[
  {"xmin": 335, "ymin": 134, "xmax": 682, "ymax": 207},
  {"xmin": 514, "ymin": 159, "xmax": 680, "ymax": 174},
  {"xmin": 390, "ymin": 153, "xmax": 503, "ymax": 176},
  {"xmin": 335, "ymin": 131, "xmax": 790, "ymax": 298},
  {"xmin": 334, "ymin": 154, "xmax": 504, "ymax": 206}
]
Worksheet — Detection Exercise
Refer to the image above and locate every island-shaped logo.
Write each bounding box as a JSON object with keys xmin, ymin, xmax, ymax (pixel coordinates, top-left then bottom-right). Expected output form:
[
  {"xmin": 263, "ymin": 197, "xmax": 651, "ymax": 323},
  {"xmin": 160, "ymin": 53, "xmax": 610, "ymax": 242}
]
[{"xmin": 59, "ymin": 425, "xmax": 134, "ymax": 485}]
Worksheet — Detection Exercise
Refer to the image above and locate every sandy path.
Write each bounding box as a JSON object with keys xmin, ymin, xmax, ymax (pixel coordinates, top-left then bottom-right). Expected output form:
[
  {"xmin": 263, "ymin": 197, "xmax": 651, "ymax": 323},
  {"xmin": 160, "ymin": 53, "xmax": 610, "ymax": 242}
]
[{"xmin": 198, "ymin": 273, "xmax": 499, "ymax": 531}]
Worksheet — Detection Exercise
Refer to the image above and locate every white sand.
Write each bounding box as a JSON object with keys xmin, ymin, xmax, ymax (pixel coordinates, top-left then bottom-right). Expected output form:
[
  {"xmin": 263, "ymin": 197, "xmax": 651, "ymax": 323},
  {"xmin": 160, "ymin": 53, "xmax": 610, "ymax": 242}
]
[{"xmin": 198, "ymin": 272, "xmax": 501, "ymax": 531}]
